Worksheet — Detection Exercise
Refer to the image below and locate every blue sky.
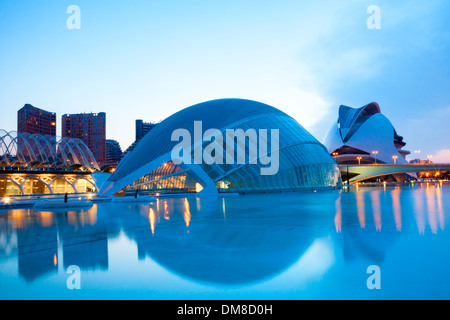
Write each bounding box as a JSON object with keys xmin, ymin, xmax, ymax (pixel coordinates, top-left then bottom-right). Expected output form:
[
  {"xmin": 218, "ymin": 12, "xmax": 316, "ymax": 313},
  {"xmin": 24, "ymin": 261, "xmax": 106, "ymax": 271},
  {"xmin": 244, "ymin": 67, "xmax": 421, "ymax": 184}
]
[{"xmin": 1, "ymin": 0, "xmax": 449, "ymax": 161}]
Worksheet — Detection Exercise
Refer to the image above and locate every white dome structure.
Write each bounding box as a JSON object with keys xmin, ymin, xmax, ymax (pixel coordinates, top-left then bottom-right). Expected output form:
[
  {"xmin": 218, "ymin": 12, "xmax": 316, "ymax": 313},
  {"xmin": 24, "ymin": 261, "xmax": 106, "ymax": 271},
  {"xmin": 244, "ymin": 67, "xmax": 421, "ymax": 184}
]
[
  {"xmin": 323, "ymin": 102, "xmax": 410, "ymax": 165},
  {"xmin": 99, "ymin": 98, "xmax": 341, "ymax": 197}
]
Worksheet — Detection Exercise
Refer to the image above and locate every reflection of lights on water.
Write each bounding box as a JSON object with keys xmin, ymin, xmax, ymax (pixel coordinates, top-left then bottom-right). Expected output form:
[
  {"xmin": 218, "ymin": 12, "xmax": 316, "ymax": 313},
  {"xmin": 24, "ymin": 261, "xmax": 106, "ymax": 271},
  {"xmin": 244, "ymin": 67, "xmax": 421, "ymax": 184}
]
[
  {"xmin": 426, "ymin": 185, "xmax": 438, "ymax": 234},
  {"xmin": 341, "ymin": 186, "xmax": 447, "ymax": 235},
  {"xmin": 334, "ymin": 195, "xmax": 342, "ymax": 233},
  {"xmin": 413, "ymin": 189, "xmax": 425, "ymax": 235},
  {"xmin": 356, "ymin": 192, "xmax": 366, "ymax": 229},
  {"xmin": 391, "ymin": 188, "xmax": 402, "ymax": 232},
  {"xmin": 371, "ymin": 191, "xmax": 382, "ymax": 232},
  {"xmin": 184, "ymin": 198, "xmax": 191, "ymax": 229},
  {"xmin": 222, "ymin": 198, "xmax": 226, "ymax": 218},
  {"xmin": 436, "ymin": 186, "xmax": 445, "ymax": 230},
  {"xmin": 53, "ymin": 253, "xmax": 57, "ymax": 266},
  {"xmin": 4, "ymin": 197, "xmax": 10, "ymax": 204},
  {"xmin": 164, "ymin": 200, "xmax": 169, "ymax": 220},
  {"xmin": 149, "ymin": 208, "xmax": 156, "ymax": 235},
  {"xmin": 39, "ymin": 211, "xmax": 53, "ymax": 227}
]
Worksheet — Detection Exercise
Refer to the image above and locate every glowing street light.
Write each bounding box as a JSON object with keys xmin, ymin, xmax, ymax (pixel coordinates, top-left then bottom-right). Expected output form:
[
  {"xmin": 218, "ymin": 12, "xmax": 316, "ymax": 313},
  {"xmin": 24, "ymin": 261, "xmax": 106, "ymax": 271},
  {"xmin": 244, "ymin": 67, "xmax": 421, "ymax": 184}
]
[
  {"xmin": 332, "ymin": 152, "xmax": 339, "ymax": 157},
  {"xmin": 392, "ymin": 155, "xmax": 398, "ymax": 164},
  {"xmin": 372, "ymin": 150, "xmax": 378, "ymax": 164},
  {"xmin": 356, "ymin": 156, "xmax": 362, "ymax": 165}
]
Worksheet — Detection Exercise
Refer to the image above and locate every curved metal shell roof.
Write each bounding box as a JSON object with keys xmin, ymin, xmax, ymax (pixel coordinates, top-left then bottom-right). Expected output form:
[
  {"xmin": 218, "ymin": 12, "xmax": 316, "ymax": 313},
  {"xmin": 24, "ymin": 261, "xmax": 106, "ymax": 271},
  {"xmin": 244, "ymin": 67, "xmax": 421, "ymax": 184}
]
[
  {"xmin": 101, "ymin": 98, "xmax": 341, "ymax": 196},
  {"xmin": 111, "ymin": 98, "xmax": 287, "ymax": 182},
  {"xmin": 0, "ymin": 130, "xmax": 99, "ymax": 171}
]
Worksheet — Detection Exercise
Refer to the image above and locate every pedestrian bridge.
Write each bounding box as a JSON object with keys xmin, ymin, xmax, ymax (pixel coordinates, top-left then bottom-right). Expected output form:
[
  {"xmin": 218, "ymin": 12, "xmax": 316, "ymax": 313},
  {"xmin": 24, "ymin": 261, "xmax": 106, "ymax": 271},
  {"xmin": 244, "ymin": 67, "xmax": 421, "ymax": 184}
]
[{"xmin": 339, "ymin": 163, "xmax": 450, "ymax": 183}]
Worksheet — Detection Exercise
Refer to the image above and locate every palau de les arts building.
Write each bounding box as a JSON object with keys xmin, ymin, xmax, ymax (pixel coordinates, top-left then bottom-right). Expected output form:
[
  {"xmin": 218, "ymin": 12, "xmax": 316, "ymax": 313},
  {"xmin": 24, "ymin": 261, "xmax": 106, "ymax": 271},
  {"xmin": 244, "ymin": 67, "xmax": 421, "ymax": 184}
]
[
  {"xmin": 324, "ymin": 102, "xmax": 410, "ymax": 164},
  {"xmin": 99, "ymin": 98, "xmax": 342, "ymax": 197},
  {"xmin": 323, "ymin": 102, "xmax": 412, "ymax": 181}
]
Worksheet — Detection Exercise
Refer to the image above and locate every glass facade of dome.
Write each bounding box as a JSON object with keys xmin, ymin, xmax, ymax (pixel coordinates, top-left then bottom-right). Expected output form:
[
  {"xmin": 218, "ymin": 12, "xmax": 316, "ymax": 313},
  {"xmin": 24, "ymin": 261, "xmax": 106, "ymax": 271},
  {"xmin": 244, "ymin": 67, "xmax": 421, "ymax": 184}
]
[{"xmin": 99, "ymin": 99, "xmax": 341, "ymax": 196}]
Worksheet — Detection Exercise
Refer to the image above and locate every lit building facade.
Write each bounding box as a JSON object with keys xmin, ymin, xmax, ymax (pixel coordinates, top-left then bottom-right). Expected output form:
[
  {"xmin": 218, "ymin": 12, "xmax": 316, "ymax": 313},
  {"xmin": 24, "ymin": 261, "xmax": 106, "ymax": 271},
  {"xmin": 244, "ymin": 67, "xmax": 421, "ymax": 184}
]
[
  {"xmin": 17, "ymin": 104, "xmax": 56, "ymax": 137},
  {"xmin": 0, "ymin": 129, "xmax": 99, "ymax": 196},
  {"xmin": 62, "ymin": 112, "xmax": 106, "ymax": 166},
  {"xmin": 324, "ymin": 102, "xmax": 410, "ymax": 165},
  {"xmin": 99, "ymin": 99, "xmax": 341, "ymax": 197}
]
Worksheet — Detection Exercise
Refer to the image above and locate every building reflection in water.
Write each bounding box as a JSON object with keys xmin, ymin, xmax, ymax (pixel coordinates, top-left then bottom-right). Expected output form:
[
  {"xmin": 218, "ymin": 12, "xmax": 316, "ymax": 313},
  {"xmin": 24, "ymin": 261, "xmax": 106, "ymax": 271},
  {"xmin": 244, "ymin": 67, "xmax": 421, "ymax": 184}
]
[
  {"xmin": 0, "ymin": 205, "xmax": 108, "ymax": 282},
  {"xmin": 436, "ymin": 185, "xmax": 444, "ymax": 230},
  {"xmin": 0, "ymin": 184, "xmax": 447, "ymax": 285},
  {"xmin": 333, "ymin": 183, "xmax": 447, "ymax": 264},
  {"xmin": 124, "ymin": 194, "xmax": 331, "ymax": 285},
  {"xmin": 148, "ymin": 208, "xmax": 156, "ymax": 236},
  {"xmin": 356, "ymin": 191, "xmax": 366, "ymax": 229},
  {"xmin": 391, "ymin": 188, "xmax": 402, "ymax": 232},
  {"xmin": 334, "ymin": 192, "xmax": 342, "ymax": 233},
  {"xmin": 56, "ymin": 206, "xmax": 108, "ymax": 271},
  {"xmin": 370, "ymin": 191, "xmax": 382, "ymax": 232},
  {"xmin": 426, "ymin": 184, "xmax": 438, "ymax": 234},
  {"xmin": 334, "ymin": 183, "xmax": 446, "ymax": 235}
]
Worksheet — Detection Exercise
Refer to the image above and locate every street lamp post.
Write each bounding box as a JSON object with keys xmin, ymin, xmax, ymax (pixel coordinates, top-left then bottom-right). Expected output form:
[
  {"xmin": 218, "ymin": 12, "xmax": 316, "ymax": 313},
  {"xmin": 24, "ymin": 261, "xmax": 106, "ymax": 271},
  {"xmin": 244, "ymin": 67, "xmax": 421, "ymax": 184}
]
[
  {"xmin": 372, "ymin": 151, "xmax": 378, "ymax": 164},
  {"xmin": 392, "ymin": 155, "xmax": 398, "ymax": 164},
  {"xmin": 357, "ymin": 156, "xmax": 362, "ymax": 165},
  {"xmin": 414, "ymin": 150, "xmax": 421, "ymax": 164}
]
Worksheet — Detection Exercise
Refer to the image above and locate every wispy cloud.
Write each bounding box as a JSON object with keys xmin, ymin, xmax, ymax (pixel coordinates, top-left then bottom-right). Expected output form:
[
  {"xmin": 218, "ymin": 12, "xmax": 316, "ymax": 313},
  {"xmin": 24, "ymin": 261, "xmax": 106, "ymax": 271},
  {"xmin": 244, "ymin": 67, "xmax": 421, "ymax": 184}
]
[{"xmin": 433, "ymin": 149, "xmax": 450, "ymax": 163}]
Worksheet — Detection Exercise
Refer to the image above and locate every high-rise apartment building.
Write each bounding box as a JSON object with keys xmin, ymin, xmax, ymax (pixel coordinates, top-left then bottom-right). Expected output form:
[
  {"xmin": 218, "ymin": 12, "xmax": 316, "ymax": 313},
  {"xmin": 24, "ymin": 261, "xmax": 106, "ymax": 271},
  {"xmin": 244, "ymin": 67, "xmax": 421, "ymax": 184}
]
[
  {"xmin": 17, "ymin": 104, "xmax": 56, "ymax": 136},
  {"xmin": 125, "ymin": 119, "xmax": 157, "ymax": 154},
  {"xmin": 62, "ymin": 112, "xmax": 106, "ymax": 165},
  {"xmin": 105, "ymin": 139, "xmax": 123, "ymax": 167},
  {"xmin": 136, "ymin": 119, "xmax": 157, "ymax": 141}
]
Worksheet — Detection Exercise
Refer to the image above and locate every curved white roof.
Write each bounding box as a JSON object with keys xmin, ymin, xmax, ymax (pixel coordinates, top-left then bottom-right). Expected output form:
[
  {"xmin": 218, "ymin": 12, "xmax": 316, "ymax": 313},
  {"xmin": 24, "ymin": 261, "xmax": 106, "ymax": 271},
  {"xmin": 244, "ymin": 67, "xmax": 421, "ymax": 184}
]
[
  {"xmin": 323, "ymin": 103, "xmax": 408, "ymax": 164},
  {"xmin": 100, "ymin": 98, "xmax": 341, "ymax": 196}
]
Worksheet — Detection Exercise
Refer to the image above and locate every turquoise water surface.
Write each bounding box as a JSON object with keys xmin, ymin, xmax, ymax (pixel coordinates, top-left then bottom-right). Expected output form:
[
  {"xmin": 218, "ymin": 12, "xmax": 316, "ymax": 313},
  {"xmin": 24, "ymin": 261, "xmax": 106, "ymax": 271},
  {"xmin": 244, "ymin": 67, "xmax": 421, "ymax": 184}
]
[{"xmin": 0, "ymin": 183, "xmax": 449, "ymax": 299}]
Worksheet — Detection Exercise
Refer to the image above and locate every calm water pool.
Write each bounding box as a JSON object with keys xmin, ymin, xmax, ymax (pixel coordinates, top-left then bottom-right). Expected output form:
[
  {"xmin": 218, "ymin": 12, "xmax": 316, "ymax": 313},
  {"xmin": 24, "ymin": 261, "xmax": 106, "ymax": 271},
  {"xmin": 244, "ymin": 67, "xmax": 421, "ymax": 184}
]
[{"xmin": 1, "ymin": 183, "xmax": 449, "ymax": 299}]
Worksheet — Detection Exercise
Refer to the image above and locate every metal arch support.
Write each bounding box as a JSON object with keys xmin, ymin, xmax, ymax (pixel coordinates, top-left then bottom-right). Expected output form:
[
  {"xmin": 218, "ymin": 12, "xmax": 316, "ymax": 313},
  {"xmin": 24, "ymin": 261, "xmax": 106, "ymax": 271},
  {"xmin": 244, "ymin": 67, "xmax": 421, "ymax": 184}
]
[
  {"xmin": 58, "ymin": 137, "xmax": 80, "ymax": 166},
  {"xmin": 183, "ymin": 162, "xmax": 218, "ymax": 195},
  {"xmin": 74, "ymin": 176, "xmax": 98, "ymax": 192},
  {"xmin": 22, "ymin": 132, "xmax": 49, "ymax": 164},
  {"xmin": 21, "ymin": 176, "xmax": 52, "ymax": 194},
  {"xmin": 49, "ymin": 177, "xmax": 77, "ymax": 193},
  {"xmin": 72, "ymin": 138, "xmax": 100, "ymax": 171},
  {"xmin": 36, "ymin": 134, "xmax": 58, "ymax": 165},
  {"xmin": 0, "ymin": 175, "xmax": 24, "ymax": 195},
  {"xmin": 68, "ymin": 139, "xmax": 90, "ymax": 168},
  {"xmin": 10, "ymin": 131, "xmax": 37, "ymax": 164},
  {"xmin": 3, "ymin": 131, "xmax": 27, "ymax": 164},
  {"xmin": 0, "ymin": 135, "xmax": 12, "ymax": 165}
]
